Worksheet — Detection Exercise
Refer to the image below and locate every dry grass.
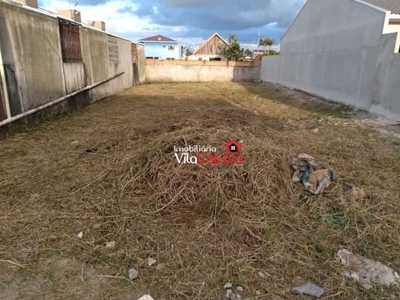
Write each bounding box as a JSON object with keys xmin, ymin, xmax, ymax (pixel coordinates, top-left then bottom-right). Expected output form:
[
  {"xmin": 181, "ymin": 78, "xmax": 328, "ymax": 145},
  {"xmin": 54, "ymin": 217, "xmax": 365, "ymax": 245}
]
[{"xmin": 1, "ymin": 82, "xmax": 400, "ymax": 300}]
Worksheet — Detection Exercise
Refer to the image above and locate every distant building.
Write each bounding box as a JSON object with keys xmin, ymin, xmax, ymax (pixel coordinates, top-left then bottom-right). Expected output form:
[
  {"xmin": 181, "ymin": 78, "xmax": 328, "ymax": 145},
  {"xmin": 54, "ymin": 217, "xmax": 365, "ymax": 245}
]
[
  {"xmin": 191, "ymin": 33, "xmax": 229, "ymax": 61},
  {"xmin": 139, "ymin": 35, "xmax": 181, "ymax": 60}
]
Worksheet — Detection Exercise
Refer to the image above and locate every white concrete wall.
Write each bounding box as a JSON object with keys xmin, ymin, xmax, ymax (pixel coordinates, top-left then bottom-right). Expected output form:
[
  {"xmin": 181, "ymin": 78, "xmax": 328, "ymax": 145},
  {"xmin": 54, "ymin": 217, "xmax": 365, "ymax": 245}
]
[
  {"xmin": 260, "ymin": 56, "xmax": 280, "ymax": 83},
  {"xmin": 0, "ymin": 1, "xmax": 141, "ymax": 121},
  {"xmin": 261, "ymin": 0, "xmax": 400, "ymax": 120},
  {"xmin": 146, "ymin": 62, "xmax": 260, "ymax": 82},
  {"xmin": 370, "ymin": 33, "xmax": 400, "ymax": 119},
  {"xmin": 0, "ymin": 2, "xmax": 65, "ymax": 115}
]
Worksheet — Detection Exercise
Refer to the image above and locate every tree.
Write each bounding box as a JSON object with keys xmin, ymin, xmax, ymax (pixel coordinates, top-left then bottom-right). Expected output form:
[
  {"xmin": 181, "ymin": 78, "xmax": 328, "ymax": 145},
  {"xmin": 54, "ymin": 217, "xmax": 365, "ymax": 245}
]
[
  {"xmin": 244, "ymin": 48, "xmax": 252, "ymax": 57},
  {"xmin": 259, "ymin": 37, "xmax": 275, "ymax": 55},
  {"xmin": 226, "ymin": 34, "xmax": 244, "ymax": 61},
  {"xmin": 185, "ymin": 49, "xmax": 193, "ymax": 56}
]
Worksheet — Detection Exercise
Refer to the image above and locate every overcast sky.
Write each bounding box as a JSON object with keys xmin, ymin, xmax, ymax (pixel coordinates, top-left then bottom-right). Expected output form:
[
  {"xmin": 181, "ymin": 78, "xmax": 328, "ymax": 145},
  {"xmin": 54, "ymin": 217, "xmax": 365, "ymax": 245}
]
[{"xmin": 38, "ymin": 0, "xmax": 307, "ymax": 50}]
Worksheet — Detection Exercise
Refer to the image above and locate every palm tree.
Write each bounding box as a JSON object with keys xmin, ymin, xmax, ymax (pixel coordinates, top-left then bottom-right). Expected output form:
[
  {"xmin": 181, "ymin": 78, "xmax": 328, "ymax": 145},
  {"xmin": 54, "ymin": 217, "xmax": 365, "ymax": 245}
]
[{"xmin": 259, "ymin": 38, "xmax": 274, "ymax": 55}]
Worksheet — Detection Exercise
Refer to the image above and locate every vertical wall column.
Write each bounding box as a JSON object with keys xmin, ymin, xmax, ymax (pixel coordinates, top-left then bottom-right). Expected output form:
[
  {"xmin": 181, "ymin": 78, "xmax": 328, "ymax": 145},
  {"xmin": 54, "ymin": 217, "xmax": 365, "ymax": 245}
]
[{"xmin": 0, "ymin": 40, "xmax": 11, "ymax": 121}]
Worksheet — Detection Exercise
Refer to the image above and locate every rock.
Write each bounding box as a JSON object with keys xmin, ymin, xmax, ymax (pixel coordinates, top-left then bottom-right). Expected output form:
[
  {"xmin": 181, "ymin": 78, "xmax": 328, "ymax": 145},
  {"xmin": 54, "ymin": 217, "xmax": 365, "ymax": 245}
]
[
  {"xmin": 92, "ymin": 223, "xmax": 101, "ymax": 230},
  {"xmin": 258, "ymin": 271, "xmax": 266, "ymax": 278},
  {"xmin": 224, "ymin": 282, "xmax": 233, "ymax": 289},
  {"xmin": 293, "ymin": 281, "xmax": 324, "ymax": 298},
  {"xmin": 104, "ymin": 241, "xmax": 116, "ymax": 250},
  {"xmin": 146, "ymin": 257, "xmax": 157, "ymax": 267},
  {"xmin": 155, "ymin": 263, "xmax": 165, "ymax": 271},
  {"xmin": 77, "ymin": 232, "xmax": 83, "ymax": 239},
  {"xmin": 336, "ymin": 249, "xmax": 400, "ymax": 289},
  {"xmin": 137, "ymin": 295, "xmax": 154, "ymax": 300},
  {"xmin": 128, "ymin": 267, "xmax": 138, "ymax": 280},
  {"xmin": 236, "ymin": 286, "xmax": 243, "ymax": 292}
]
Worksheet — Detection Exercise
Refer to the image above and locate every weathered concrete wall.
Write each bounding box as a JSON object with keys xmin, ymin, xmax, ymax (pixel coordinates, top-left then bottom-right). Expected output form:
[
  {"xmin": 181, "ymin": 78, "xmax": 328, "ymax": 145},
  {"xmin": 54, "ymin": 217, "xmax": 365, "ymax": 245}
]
[
  {"xmin": 146, "ymin": 60, "xmax": 260, "ymax": 82},
  {"xmin": 370, "ymin": 33, "xmax": 400, "ymax": 119},
  {"xmin": 80, "ymin": 27, "xmax": 108, "ymax": 85},
  {"xmin": 63, "ymin": 63, "xmax": 86, "ymax": 93},
  {"xmin": 260, "ymin": 56, "xmax": 280, "ymax": 84},
  {"xmin": 0, "ymin": 1, "xmax": 65, "ymax": 115},
  {"xmin": 260, "ymin": 0, "xmax": 400, "ymax": 120},
  {"xmin": 137, "ymin": 44, "xmax": 146, "ymax": 83},
  {"xmin": 90, "ymin": 37, "xmax": 133, "ymax": 102},
  {"xmin": 0, "ymin": 0, "xmax": 141, "ymax": 125}
]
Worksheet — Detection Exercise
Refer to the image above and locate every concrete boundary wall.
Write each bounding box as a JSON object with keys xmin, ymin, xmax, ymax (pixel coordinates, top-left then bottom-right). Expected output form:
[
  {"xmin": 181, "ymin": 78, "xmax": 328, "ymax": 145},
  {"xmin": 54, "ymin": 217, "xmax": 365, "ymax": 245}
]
[
  {"xmin": 145, "ymin": 59, "xmax": 261, "ymax": 82},
  {"xmin": 260, "ymin": 0, "xmax": 400, "ymax": 120},
  {"xmin": 0, "ymin": 0, "xmax": 146, "ymax": 129}
]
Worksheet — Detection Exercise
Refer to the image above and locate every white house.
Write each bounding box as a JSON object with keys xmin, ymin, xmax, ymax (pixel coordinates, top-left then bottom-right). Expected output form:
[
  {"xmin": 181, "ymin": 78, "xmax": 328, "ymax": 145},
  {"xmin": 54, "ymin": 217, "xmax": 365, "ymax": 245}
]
[
  {"xmin": 260, "ymin": 0, "xmax": 400, "ymax": 120},
  {"xmin": 139, "ymin": 35, "xmax": 181, "ymax": 60}
]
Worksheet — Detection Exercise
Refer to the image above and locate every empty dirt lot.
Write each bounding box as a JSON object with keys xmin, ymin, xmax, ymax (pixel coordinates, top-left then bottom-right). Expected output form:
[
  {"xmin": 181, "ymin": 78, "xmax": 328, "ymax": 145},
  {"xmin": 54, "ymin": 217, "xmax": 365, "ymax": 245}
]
[{"xmin": 1, "ymin": 82, "xmax": 400, "ymax": 300}]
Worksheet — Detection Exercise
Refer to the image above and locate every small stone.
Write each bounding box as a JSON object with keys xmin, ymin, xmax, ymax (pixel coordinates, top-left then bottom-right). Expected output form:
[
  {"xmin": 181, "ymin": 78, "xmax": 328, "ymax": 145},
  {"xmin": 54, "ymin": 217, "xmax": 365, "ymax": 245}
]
[
  {"xmin": 236, "ymin": 286, "xmax": 243, "ymax": 292},
  {"xmin": 104, "ymin": 241, "xmax": 116, "ymax": 250},
  {"xmin": 92, "ymin": 223, "xmax": 101, "ymax": 230},
  {"xmin": 256, "ymin": 290, "xmax": 262, "ymax": 296},
  {"xmin": 258, "ymin": 271, "xmax": 266, "ymax": 278},
  {"xmin": 224, "ymin": 282, "xmax": 233, "ymax": 289},
  {"xmin": 77, "ymin": 231, "xmax": 83, "ymax": 239},
  {"xmin": 226, "ymin": 289, "xmax": 233, "ymax": 297},
  {"xmin": 72, "ymin": 141, "xmax": 79, "ymax": 144},
  {"xmin": 146, "ymin": 257, "xmax": 157, "ymax": 267},
  {"xmin": 128, "ymin": 267, "xmax": 138, "ymax": 280},
  {"xmin": 155, "ymin": 263, "xmax": 165, "ymax": 270}
]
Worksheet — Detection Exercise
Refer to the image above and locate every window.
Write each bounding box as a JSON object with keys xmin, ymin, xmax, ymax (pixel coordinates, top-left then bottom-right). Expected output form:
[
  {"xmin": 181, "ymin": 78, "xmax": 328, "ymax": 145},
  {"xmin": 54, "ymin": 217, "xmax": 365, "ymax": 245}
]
[
  {"xmin": 108, "ymin": 36, "xmax": 120, "ymax": 63},
  {"xmin": 168, "ymin": 45, "xmax": 175, "ymax": 51},
  {"xmin": 58, "ymin": 18, "xmax": 82, "ymax": 62}
]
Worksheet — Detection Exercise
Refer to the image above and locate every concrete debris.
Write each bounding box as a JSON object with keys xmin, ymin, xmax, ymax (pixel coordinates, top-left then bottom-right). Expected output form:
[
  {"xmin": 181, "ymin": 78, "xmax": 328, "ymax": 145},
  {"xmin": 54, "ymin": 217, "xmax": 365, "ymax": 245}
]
[
  {"xmin": 155, "ymin": 263, "xmax": 165, "ymax": 270},
  {"xmin": 291, "ymin": 153, "xmax": 334, "ymax": 195},
  {"xmin": 346, "ymin": 184, "xmax": 366, "ymax": 201},
  {"xmin": 146, "ymin": 257, "xmax": 157, "ymax": 267},
  {"xmin": 336, "ymin": 249, "xmax": 400, "ymax": 289},
  {"xmin": 292, "ymin": 281, "xmax": 324, "ymax": 298},
  {"xmin": 77, "ymin": 232, "xmax": 83, "ymax": 239},
  {"xmin": 128, "ymin": 267, "xmax": 139, "ymax": 280},
  {"xmin": 92, "ymin": 223, "xmax": 101, "ymax": 230},
  {"xmin": 224, "ymin": 282, "xmax": 233, "ymax": 289},
  {"xmin": 104, "ymin": 241, "xmax": 116, "ymax": 250},
  {"xmin": 224, "ymin": 288, "xmax": 242, "ymax": 300},
  {"xmin": 137, "ymin": 295, "xmax": 154, "ymax": 300}
]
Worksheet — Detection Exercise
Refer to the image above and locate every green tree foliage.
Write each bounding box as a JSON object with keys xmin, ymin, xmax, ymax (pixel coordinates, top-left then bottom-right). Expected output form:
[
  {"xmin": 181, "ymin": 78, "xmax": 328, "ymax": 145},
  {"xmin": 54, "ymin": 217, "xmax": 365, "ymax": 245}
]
[
  {"xmin": 244, "ymin": 48, "xmax": 253, "ymax": 57},
  {"xmin": 259, "ymin": 37, "xmax": 275, "ymax": 55},
  {"xmin": 185, "ymin": 49, "xmax": 193, "ymax": 56},
  {"xmin": 226, "ymin": 34, "xmax": 244, "ymax": 61}
]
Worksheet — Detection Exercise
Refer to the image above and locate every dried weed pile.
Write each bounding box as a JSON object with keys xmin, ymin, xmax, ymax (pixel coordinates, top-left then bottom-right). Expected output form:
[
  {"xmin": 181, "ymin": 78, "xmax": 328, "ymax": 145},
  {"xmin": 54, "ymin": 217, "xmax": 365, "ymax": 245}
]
[{"xmin": 1, "ymin": 82, "xmax": 400, "ymax": 299}]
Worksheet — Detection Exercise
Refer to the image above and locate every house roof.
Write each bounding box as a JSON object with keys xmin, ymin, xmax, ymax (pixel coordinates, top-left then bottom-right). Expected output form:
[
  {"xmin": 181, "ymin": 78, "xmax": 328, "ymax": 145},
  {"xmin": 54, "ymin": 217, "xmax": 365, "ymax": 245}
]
[
  {"xmin": 139, "ymin": 35, "xmax": 178, "ymax": 43},
  {"xmin": 361, "ymin": 0, "xmax": 400, "ymax": 14},
  {"xmin": 193, "ymin": 33, "xmax": 229, "ymax": 55}
]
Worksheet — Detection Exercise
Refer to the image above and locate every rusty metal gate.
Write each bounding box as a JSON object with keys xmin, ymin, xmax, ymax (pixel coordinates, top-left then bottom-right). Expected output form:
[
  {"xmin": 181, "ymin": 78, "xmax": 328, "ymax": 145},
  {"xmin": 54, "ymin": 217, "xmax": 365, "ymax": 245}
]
[{"xmin": 58, "ymin": 18, "xmax": 82, "ymax": 62}]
